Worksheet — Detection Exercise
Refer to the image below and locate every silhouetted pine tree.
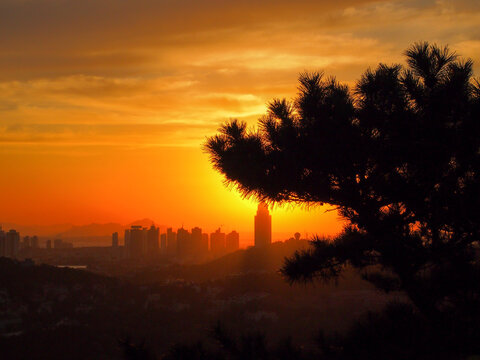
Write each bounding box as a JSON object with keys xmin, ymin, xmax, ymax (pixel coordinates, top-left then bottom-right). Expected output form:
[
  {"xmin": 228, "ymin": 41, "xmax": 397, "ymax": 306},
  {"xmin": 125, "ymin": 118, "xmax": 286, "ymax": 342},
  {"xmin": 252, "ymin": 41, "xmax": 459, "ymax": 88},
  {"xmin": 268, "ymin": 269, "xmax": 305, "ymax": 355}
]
[{"xmin": 205, "ymin": 42, "xmax": 480, "ymax": 350}]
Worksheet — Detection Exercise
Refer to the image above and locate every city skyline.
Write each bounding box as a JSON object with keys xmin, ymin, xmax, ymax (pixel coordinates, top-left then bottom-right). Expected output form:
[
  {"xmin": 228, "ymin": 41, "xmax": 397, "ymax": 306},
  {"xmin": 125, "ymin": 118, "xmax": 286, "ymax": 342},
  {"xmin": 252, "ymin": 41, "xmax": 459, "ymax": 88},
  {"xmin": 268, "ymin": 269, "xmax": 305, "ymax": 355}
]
[
  {"xmin": 0, "ymin": 206, "xmax": 282, "ymax": 264},
  {"xmin": 0, "ymin": 180, "xmax": 343, "ymax": 241},
  {"xmin": 0, "ymin": 203, "xmax": 306, "ymax": 260},
  {"xmin": 0, "ymin": 205, "xmax": 338, "ymax": 247}
]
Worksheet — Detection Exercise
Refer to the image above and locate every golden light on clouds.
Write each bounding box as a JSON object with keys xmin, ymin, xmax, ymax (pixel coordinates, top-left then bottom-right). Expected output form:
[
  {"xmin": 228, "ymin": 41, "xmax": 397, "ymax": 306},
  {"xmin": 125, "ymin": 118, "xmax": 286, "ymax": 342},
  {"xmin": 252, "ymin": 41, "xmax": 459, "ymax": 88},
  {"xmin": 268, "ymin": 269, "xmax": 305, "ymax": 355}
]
[{"xmin": 1, "ymin": 0, "xmax": 479, "ymax": 243}]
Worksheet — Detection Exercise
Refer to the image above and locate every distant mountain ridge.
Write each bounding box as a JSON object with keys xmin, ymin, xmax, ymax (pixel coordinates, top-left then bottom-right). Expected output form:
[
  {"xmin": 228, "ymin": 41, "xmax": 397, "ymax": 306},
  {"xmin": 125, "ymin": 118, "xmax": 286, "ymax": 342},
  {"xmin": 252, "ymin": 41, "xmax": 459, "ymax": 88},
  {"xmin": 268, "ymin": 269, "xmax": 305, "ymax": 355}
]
[
  {"xmin": 127, "ymin": 218, "xmax": 161, "ymax": 228},
  {"xmin": 0, "ymin": 219, "xmax": 165, "ymax": 239},
  {"xmin": 0, "ymin": 223, "xmax": 72, "ymax": 237},
  {"xmin": 55, "ymin": 223, "xmax": 126, "ymax": 238}
]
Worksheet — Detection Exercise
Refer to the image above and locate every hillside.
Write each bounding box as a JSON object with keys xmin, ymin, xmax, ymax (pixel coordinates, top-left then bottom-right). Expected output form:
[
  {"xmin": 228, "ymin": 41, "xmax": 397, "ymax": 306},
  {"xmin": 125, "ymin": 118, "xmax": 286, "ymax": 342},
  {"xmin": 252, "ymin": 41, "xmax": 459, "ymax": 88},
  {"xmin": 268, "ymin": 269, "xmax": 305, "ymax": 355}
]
[{"xmin": 0, "ymin": 247, "xmax": 405, "ymax": 359}]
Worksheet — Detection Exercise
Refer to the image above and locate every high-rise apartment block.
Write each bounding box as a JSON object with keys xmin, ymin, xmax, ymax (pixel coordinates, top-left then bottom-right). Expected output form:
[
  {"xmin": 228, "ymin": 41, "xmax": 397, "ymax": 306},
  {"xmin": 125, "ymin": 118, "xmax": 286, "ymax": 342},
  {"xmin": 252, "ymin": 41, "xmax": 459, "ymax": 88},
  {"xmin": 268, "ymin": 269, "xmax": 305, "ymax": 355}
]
[
  {"xmin": 176, "ymin": 227, "xmax": 191, "ymax": 259},
  {"xmin": 0, "ymin": 228, "xmax": 20, "ymax": 258},
  {"xmin": 210, "ymin": 228, "xmax": 226, "ymax": 257},
  {"xmin": 160, "ymin": 233, "xmax": 167, "ymax": 250},
  {"xmin": 124, "ymin": 225, "xmax": 159, "ymax": 258},
  {"xmin": 126, "ymin": 225, "xmax": 143, "ymax": 258},
  {"xmin": 146, "ymin": 225, "xmax": 159, "ymax": 254},
  {"xmin": 226, "ymin": 231, "xmax": 240, "ymax": 252},
  {"xmin": 191, "ymin": 227, "xmax": 208, "ymax": 255},
  {"xmin": 166, "ymin": 228, "xmax": 177, "ymax": 255}
]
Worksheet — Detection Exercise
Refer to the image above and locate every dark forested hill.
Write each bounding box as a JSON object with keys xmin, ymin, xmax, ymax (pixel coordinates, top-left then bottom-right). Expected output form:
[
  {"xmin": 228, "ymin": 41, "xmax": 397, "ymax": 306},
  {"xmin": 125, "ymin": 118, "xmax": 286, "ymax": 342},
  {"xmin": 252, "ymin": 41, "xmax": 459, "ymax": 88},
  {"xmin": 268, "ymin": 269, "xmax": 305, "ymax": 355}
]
[{"xmin": 0, "ymin": 244, "xmax": 404, "ymax": 359}]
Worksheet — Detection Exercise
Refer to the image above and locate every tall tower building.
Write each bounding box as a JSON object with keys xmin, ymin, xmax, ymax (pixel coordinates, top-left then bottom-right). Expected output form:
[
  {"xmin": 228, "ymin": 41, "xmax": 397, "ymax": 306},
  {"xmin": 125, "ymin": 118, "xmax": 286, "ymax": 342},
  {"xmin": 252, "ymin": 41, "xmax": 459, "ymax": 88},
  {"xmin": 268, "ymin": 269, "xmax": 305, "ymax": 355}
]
[{"xmin": 254, "ymin": 202, "xmax": 272, "ymax": 247}]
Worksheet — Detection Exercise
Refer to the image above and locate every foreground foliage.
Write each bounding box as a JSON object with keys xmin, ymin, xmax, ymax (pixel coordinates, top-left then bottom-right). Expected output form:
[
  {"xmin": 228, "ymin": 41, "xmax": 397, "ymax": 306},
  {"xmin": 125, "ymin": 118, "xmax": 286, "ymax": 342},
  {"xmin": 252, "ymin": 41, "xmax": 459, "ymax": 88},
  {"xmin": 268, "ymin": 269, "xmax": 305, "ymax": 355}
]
[{"xmin": 206, "ymin": 42, "xmax": 480, "ymax": 356}]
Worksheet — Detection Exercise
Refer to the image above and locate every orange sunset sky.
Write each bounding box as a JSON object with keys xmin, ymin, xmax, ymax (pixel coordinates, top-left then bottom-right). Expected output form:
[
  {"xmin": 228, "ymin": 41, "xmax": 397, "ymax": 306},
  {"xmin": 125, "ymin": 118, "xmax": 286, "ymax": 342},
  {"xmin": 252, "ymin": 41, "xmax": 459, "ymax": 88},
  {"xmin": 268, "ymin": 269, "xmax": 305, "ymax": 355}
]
[{"xmin": 1, "ymin": 0, "xmax": 479, "ymax": 243}]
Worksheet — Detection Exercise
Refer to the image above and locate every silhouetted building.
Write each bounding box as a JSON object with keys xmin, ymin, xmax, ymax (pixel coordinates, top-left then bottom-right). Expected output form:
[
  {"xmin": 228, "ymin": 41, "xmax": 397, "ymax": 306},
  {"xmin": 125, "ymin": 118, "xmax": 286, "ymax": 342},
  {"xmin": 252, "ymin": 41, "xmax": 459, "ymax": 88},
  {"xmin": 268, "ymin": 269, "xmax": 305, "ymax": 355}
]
[
  {"xmin": 160, "ymin": 233, "xmax": 167, "ymax": 250},
  {"xmin": 226, "ymin": 231, "xmax": 240, "ymax": 252},
  {"xmin": 191, "ymin": 227, "xmax": 202, "ymax": 248},
  {"xmin": 210, "ymin": 228, "xmax": 226, "ymax": 257},
  {"xmin": 0, "ymin": 227, "xmax": 20, "ymax": 258},
  {"xmin": 191, "ymin": 226, "xmax": 208, "ymax": 256},
  {"xmin": 112, "ymin": 232, "xmax": 119, "ymax": 247},
  {"xmin": 23, "ymin": 236, "xmax": 31, "ymax": 249},
  {"xmin": 46, "ymin": 239, "xmax": 52, "ymax": 250},
  {"xmin": 146, "ymin": 225, "xmax": 159, "ymax": 255},
  {"xmin": 254, "ymin": 202, "xmax": 271, "ymax": 247},
  {"xmin": 287, "ymin": 232, "xmax": 303, "ymax": 243},
  {"xmin": 126, "ymin": 225, "xmax": 145, "ymax": 259},
  {"xmin": 0, "ymin": 227, "xmax": 5, "ymax": 256},
  {"xmin": 177, "ymin": 227, "xmax": 191, "ymax": 259},
  {"xmin": 31, "ymin": 235, "xmax": 39, "ymax": 249},
  {"xmin": 124, "ymin": 229, "xmax": 131, "ymax": 256},
  {"xmin": 202, "ymin": 233, "xmax": 209, "ymax": 252},
  {"xmin": 166, "ymin": 228, "xmax": 177, "ymax": 255},
  {"xmin": 4, "ymin": 230, "xmax": 20, "ymax": 258}
]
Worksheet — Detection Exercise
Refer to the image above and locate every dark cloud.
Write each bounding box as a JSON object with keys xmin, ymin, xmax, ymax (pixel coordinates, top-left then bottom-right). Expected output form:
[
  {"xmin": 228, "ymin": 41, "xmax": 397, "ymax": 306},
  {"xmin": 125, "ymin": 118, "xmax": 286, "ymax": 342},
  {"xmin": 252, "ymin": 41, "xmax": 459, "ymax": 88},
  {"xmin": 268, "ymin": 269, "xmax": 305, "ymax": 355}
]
[
  {"xmin": 1, "ymin": 0, "xmax": 479, "ymax": 81},
  {"xmin": 0, "ymin": 0, "xmax": 379, "ymax": 78}
]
